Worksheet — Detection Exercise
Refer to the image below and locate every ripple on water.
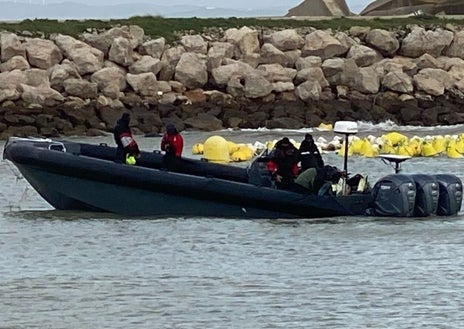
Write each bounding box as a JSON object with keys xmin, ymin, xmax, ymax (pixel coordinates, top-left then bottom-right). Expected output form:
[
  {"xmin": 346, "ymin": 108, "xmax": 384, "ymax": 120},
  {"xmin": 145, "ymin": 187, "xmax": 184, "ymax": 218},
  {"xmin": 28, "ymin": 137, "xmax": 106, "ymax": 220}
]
[{"xmin": 2, "ymin": 132, "xmax": 464, "ymax": 328}]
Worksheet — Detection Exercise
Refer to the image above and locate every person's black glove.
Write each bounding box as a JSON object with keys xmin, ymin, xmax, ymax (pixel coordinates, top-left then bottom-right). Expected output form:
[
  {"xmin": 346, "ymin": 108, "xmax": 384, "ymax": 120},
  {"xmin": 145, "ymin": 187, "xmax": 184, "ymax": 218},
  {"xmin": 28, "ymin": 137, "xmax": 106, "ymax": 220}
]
[{"xmin": 165, "ymin": 143, "xmax": 175, "ymax": 155}]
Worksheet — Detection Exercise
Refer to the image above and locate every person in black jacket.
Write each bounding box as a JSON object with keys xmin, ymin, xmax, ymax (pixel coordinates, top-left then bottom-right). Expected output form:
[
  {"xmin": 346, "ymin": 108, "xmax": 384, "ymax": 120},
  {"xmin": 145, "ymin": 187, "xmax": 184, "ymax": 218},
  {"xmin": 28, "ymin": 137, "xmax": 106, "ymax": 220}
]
[
  {"xmin": 113, "ymin": 113, "xmax": 140, "ymax": 163},
  {"xmin": 267, "ymin": 137, "xmax": 300, "ymax": 189},
  {"xmin": 299, "ymin": 134, "xmax": 324, "ymax": 171}
]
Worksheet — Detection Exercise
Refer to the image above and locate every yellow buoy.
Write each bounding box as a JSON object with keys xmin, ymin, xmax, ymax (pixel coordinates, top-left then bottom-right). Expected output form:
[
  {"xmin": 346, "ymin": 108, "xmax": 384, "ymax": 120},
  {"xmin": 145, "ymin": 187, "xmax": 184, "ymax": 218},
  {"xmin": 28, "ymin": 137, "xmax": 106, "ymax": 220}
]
[
  {"xmin": 350, "ymin": 138, "xmax": 364, "ymax": 155},
  {"xmin": 446, "ymin": 140, "xmax": 464, "ymax": 158},
  {"xmin": 395, "ymin": 143, "xmax": 415, "ymax": 157},
  {"xmin": 266, "ymin": 140, "xmax": 277, "ymax": 150},
  {"xmin": 455, "ymin": 138, "xmax": 464, "ymax": 154},
  {"xmin": 360, "ymin": 139, "xmax": 378, "ymax": 157},
  {"xmin": 365, "ymin": 148, "xmax": 379, "ymax": 158},
  {"xmin": 203, "ymin": 136, "xmax": 230, "ymax": 163},
  {"xmin": 421, "ymin": 141, "xmax": 438, "ymax": 157},
  {"xmin": 432, "ymin": 136, "xmax": 446, "ymax": 154},
  {"xmin": 382, "ymin": 132, "xmax": 408, "ymax": 146},
  {"xmin": 337, "ymin": 142, "xmax": 353, "ymax": 156},
  {"xmin": 227, "ymin": 141, "xmax": 239, "ymax": 154},
  {"xmin": 378, "ymin": 140, "xmax": 395, "ymax": 154},
  {"xmin": 317, "ymin": 122, "xmax": 333, "ymax": 131},
  {"xmin": 408, "ymin": 139, "xmax": 422, "ymax": 157},
  {"xmin": 192, "ymin": 143, "xmax": 204, "ymax": 155},
  {"xmin": 231, "ymin": 144, "xmax": 254, "ymax": 162}
]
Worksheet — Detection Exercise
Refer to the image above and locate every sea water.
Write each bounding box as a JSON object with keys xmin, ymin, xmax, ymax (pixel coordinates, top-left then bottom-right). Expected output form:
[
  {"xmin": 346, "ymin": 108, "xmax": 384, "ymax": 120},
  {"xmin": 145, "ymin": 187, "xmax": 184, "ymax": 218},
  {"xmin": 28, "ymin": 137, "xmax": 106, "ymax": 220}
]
[{"xmin": 2, "ymin": 124, "xmax": 464, "ymax": 328}]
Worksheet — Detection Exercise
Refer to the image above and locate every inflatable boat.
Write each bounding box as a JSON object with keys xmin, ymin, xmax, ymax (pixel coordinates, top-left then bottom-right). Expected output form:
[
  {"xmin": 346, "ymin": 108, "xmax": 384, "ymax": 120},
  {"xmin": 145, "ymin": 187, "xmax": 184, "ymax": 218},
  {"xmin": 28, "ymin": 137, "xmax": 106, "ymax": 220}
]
[{"xmin": 2, "ymin": 122, "xmax": 462, "ymax": 218}]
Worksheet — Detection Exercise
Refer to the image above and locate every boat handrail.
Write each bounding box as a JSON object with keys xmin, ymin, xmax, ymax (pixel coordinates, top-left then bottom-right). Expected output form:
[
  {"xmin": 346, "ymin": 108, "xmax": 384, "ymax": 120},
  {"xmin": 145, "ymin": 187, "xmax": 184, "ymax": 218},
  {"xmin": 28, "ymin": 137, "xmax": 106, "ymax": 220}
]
[
  {"xmin": 5, "ymin": 136, "xmax": 67, "ymax": 153},
  {"xmin": 7, "ymin": 136, "xmax": 53, "ymax": 144},
  {"xmin": 49, "ymin": 142, "xmax": 66, "ymax": 153}
]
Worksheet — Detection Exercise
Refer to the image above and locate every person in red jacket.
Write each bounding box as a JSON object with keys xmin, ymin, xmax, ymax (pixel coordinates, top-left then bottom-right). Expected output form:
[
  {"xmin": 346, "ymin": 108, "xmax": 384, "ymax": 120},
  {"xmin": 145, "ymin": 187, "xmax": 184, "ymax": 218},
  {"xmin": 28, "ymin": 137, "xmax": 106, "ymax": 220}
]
[
  {"xmin": 266, "ymin": 137, "xmax": 299, "ymax": 189},
  {"xmin": 161, "ymin": 123, "xmax": 184, "ymax": 157}
]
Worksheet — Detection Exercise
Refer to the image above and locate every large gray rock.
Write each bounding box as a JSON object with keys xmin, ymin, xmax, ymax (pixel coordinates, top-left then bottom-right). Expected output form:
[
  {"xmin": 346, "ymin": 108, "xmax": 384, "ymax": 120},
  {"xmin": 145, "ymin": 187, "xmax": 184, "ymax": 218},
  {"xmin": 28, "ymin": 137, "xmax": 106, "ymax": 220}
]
[
  {"xmin": 180, "ymin": 35, "xmax": 207, "ymax": 54},
  {"xmin": 295, "ymin": 56, "xmax": 322, "ymax": 70},
  {"xmin": 354, "ymin": 67, "xmax": 380, "ymax": 94},
  {"xmin": 20, "ymin": 83, "xmax": 65, "ymax": 106},
  {"xmin": 139, "ymin": 37, "xmax": 165, "ymax": 59},
  {"xmin": 211, "ymin": 61, "xmax": 254, "ymax": 86},
  {"xmin": 1, "ymin": 32, "xmax": 26, "ymax": 62},
  {"xmin": 347, "ymin": 44, "xmax": 382, "ymax": 67},
  {"xmin": 0, "ymin": 69, "xmax": 26, "ymax": 89},
  {"xmin": 24, "ymin": 68, "xmax": 50, "ymax": 87},
  {"xmin": 128, "ymin": 55, "xmax": 162, "ymax": 75},
  {"xmin": 302, "ymin": 30, "xmax": 348, "ymax": 59},
  {"xmin": 260, "ymin": 43, "xmax": 289, "ymax": 66},
  {"xmin": 0, "ymin": 55, "xmax": 30, "ymax": 72},
  {"xmin": 224, "ymin": 26, "xmax": 260, "ymax": 56},
  {"xmin": 53, "ymin": 34, "xmax": 104, "ymax": 75},
  {"xmin": 257, "ymin": 64, "xmax": 296, "ymax": 83},
  {"xmin": 25, "ymin": 38, "xmax": 63, "ymax": 69},
  {"xmin": 295, "ymin": 67, "xmax": 329, "ymax": 88},
  {"xmin": 365, "ymin": 29, "xmax": 399, "ymax": 57},
  {"xmin": 446, "ymin": 30, "xmax": 464, "ymax": 59},
  {"xmin": 63, "ymin": 78, "xmax": 98, "ymax": 99},
  {"xmin": 382, "ymin": 71, "xmax": 413, "ymax": 93},
  {"xmin": 268, "ymin": 29, "xmax": 304, "ymax": 51},
  {"xmin": 272, "ymin": 81, "xmax": 295, "ymax": 93},
  {"xmin": 0, "ymin": 88, "xmax": 20, "ymax": 102},
  {"xmin": 175, "ymin": 52, "xmax": 208, "ymax": 89},
  {"xmin": 243, "ymin": 72, "xmax": 273, "ymax": 98},
  {"xmin": 413, "ymin": 68, "xmax": 451, "ymax": 96},
  {"xmin": 108, "ymin": 37, "xmax": 134, "ymax": 67},
  {"xmin": 126, "ymin": 72, "xmax": 158, "ymax": 96},
  {"xmin": 295, "ymin": 80, "xmax": 322, "ymax": 101},
  {"xmin": 49, "ymin": 60, "xmax": 81, "ymax": 92},
  {"xmin": 159, "ymin": 45, "xmax": 185, "ymax": 81},
  {"xmin": 400, "ymin": 27, "xmax": 454, "ymax": 58},
  {"xmin": 207, "ymin": 42, "xmax": 235, "ymax": 71},
  {"xmin": 91, "ymin": 67, "xmax": 127, "ymax": 99}
]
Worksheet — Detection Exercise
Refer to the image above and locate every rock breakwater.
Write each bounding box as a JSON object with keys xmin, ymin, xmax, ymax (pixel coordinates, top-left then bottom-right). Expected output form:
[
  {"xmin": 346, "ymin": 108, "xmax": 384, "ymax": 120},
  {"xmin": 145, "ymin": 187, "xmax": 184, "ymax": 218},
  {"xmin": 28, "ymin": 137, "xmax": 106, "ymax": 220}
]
[{"xmin": 1, "ymin": 24, "xmax": 464, "ymax": 139}]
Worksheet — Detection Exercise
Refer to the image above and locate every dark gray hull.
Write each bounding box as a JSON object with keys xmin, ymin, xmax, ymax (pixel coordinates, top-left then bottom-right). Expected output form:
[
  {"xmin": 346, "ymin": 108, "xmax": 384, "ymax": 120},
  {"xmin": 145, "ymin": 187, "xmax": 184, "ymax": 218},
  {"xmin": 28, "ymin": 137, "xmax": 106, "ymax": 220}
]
[
  {"xmin": 3, "ymin": 138, "xmax": 374, "ymax": 218},
  {"xmin": 17, "ymin": 165, "xmax": 308, "ymax": 218}
]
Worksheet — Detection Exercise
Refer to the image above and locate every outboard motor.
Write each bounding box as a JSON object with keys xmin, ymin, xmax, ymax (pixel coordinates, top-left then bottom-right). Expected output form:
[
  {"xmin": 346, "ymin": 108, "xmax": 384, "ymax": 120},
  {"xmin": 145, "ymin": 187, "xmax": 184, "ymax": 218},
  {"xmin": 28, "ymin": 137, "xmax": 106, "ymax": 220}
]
[
  {"xmin": 409, "ymin": 174, "xmax": 439, "ymax": 217},
  {"xmin": 434, "ymin": 174, "xmax": 463, "ymax": 216},
  {"xmin": 370, "ymin": 174, "xmax": 416, "ymax": 217}
]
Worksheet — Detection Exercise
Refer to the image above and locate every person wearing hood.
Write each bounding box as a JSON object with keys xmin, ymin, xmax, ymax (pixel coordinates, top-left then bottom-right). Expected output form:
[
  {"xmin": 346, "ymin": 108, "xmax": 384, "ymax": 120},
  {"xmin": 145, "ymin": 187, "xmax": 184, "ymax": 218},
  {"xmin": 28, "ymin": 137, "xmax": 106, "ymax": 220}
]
[
  {"xmin": 266, "ymin": 137, "xmax": 300, "ymax": 189},
  {"xmin": 299, "ymin": 133, "xmax": 324, "ymax": 171},
  {"xmin": 113, "ymin": 113, "xmax": 140, "ymax": 163},
  {"xmin": 161, "ymin": 123, "xmax": 183, "ymax": 157}
]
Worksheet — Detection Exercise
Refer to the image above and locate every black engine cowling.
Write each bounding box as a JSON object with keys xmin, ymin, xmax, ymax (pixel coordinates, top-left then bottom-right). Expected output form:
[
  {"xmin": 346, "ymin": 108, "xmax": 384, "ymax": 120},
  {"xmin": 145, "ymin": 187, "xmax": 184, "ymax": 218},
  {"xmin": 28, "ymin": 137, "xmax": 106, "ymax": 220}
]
[
  {"xmin": 434, "ymin": 174, "xmax": 463, "ymax": 216},
  {"xmin": 410, "ymin": 174, "xmax": 439, "ymax": 217},
  {"xmin": 370, "ymin": 174, "xmax": 416, "ymax": 217},
  {"xmin": 370, "ymin": 173, "xmax": 462, "ymax": 217}
]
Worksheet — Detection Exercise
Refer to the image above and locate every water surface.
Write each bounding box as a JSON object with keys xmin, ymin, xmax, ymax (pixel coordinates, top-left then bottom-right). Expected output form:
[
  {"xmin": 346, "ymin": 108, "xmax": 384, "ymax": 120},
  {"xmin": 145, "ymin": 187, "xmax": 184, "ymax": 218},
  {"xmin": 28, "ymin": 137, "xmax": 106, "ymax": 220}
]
[{"xmin": 2, "ymin": 127, "xmax": 464, "ymax": 328}]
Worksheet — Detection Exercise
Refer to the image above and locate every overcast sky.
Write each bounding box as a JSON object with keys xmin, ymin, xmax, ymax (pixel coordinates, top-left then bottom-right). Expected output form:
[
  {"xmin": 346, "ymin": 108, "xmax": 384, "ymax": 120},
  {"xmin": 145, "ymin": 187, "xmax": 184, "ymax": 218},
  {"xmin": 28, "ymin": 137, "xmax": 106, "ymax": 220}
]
[{"xmin": 3, "ymin": 0, "xmax": 373, "ymax": 13}]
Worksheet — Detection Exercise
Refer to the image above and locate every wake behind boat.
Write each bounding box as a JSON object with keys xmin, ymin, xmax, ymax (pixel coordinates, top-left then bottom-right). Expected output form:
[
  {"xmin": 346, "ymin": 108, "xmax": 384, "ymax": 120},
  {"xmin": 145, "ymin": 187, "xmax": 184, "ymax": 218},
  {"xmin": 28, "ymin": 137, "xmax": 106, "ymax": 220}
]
[{"xmin": 2, "ymin": 122, "xmax": 463, "ymax": 219}]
